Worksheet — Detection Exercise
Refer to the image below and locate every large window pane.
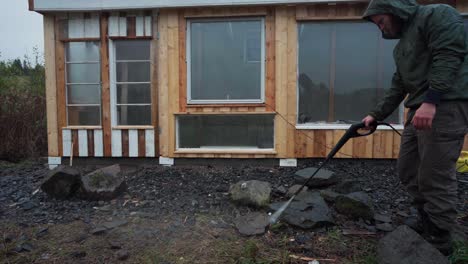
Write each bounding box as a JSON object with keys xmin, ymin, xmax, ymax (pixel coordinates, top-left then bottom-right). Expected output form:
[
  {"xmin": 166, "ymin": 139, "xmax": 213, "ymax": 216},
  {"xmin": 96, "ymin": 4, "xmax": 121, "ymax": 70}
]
[
  {"xmin": 178, "ymin": 115, "xmax": 274, "ymax": 149},
  {"xmin": 116, "ymin": 62, "xmax": 151, "ymax": 82},
  {"xmin": 68, "ymin": 106, "xmax": 100, "ymax": 126},
  {"xmin": 67, "ymin": 84, "xmax": 100, "ymax": 104},
  {"xmin": 189, "ymin": 19, "xmax": 264, "ymax": 101},
  {"xmin": 117, "ymin": 84, "xmax": 151, "ymax": 104},
  {"xmin": 117, "ymin": 106, "xmax": 152, "ymax": 125},
  {"xmin": 66, "ymin": 42, "xmax": 100, "ymax": 62},
  {"xmin": 67, "ymin": 63, "xmax": 100, "ymax": 83},
  {"xmin": 298, "ymin": 22, "xmax": 399, "ymax": 124},
  {"xmin": 115, "ymin": 40, "xmax": 151, "ymax": 61}
]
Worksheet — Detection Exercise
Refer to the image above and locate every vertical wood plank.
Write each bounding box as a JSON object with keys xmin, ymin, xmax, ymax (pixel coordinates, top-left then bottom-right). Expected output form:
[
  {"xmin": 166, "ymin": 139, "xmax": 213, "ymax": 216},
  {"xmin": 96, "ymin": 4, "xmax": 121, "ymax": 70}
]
[
  {"xmin": 313, "ymin": 130, "xmax": 327, "ymax": 157},
  {"xmin": 129, "ymin": 129, "xmax": 139, "ymax": 157},
  {"xmin": 158, "ymin": 11, "xmax": 169, "ymax": 157},
  {"xmin": 78, "ymin": 130, "xmax": 88, "ymax": 157},
  {"xmin": 295, "ymin": 131, "xmax": 306, "ymax": 157},
  {"xmin": 122, "ymin": 130, "xmax": 129, "ymax": 157},
  {"xmin": 265, "ymin": 7, "xmax": 276, "ymax": 111},
  {"xmin": 55, "ymin": 17, "xmax": 66, "ymax": 156},
  {"xmin": 333, "ymin": 130, "xmax": 352, "ymax": 158},
  {"xmin": 458, "ymin": 1, "xmax": 468, "ymax": 12},
  {"xmin": 168, "ymin": 10, "xmax": 180, "ymax": 157},
  {"xmin": 353, "ymin": 134, "xmax": 373, "ymax": 158},
  {"xmin": 136, "ymin": 16, "xmax": 144, "ymax": 36},
  {"xmin": 393, "ymin": 131, "xmax": 402, "ymax": 159},
  {"xmin": 325, "ymin": 130, "xmax": 334, "ymax": 157},
  {"xmin": 72, "ymin": 130, "xmax": 79, "ymax": 157},
  {"xmin": 275, "ymin": 7, "xmax": 288, "ymax": 157},
  {"xmin": 44, "ymin": 16, "xmax": 59, "ymax": 157},
  {"xmin": 373, "ymin": 131, "xmax": 394, "ymax": 158},
  {"xmin": 138, "ymin": 130, "xmax": 146, "ymax": 157},
  {"xmin": 145, "ymin": 129, "xmax": 155, "ymax": 157},
  {"xmin": 304, "ymin": 130, "xmax": 315, "ymax": 157},
  {"xmin": 127, "ymin": 16, "xmax": 136, "ymax": 37},
  {"xmin": 94, "ymin": 130, "xmax": 104, "ymax": 157},
  {"xmin": 179, "ymin": 11, "xmax": 187, "ymax": 112},
  {"xmin": 112, "ymin": 130, "xmax": 122, "ymax": 157},
  {"xmin": 62, "ymin": 129, "xmax": 72, "ymax": 157},
  {"xmin": 101, "ymin": 14, "xmax": 112, "ymax": 156},
  {"xmin": 151, "ymin": 11, "xmax": 160, "ymax": 156},
  {"xmin": 286, "ymin": 7, "xmax": 297, "ymax": 158},
  {"xmin": 87, "ymin": 130, "xmax": 95, "ymax": 157}
]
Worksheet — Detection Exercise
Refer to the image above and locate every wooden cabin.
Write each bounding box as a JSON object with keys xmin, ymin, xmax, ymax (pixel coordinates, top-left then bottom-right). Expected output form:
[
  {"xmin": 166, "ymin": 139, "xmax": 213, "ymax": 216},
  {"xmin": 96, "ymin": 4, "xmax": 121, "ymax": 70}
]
[{"xmin": 29, "ymin": 0, "xmax": 468, "ymax": 168}]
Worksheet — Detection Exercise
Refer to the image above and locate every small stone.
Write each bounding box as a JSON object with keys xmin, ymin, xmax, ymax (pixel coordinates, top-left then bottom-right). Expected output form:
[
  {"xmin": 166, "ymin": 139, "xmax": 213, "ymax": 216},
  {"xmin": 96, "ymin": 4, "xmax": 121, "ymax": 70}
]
[
  {"xmin": 376, "ymin": 223, "xmax": 394, "ymax": 232},
  {"xmin": 70, "ymin": 251, "xmax": 86, "ymax": 258},
  {"xmin": 397, "ymin": 211, "xmax": 409, "ymax": 217},
  {"xmin": 294, "ymin": 167, "xmax": 339, "ymax": 188},
  {"xmin": 276, "ymin": 186, "xmax": 287, "ymax": 195},
  {"xmin": 116, "ymin": 249, "xmax": 130, "ymax": 260},
  {"xmin": 36, "ymin": 227, "xmax": 49, "ymax": 238},
  {"xmin": 102, "ymin": 219, "xmax": 128, "ymax": 230},
  {"xmin": 320, "ymin": 189, "xmax": 340, "ymax": 202},
  {"xmin": 374, "ymin": 214, "xmax": 392, "ymax": 223},
  {"xmin": 90, "ymin": 227, "xmax": 107, "ymax": 235},
  {"xmin": 286, "ymin": 185, "xmax": 308, "ymax": 198},
  {"xmin": 109, "ymin": 241, "xmax": 122, "ymax": 250},
  {"xmin": 234, "ymin": 212, "xmax": 269, "ymax": 236}
]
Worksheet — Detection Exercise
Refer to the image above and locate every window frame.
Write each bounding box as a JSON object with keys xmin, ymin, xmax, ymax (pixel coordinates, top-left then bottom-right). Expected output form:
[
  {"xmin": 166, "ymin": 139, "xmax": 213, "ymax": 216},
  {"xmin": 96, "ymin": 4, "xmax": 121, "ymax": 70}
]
[
  {"xmin": 64, "ymin": 41, "xmax": 102, "ymax": 127},
  {"xmin": 175, "ymin": 113, "xmax": 276, "ymax": 151},
  {"xmin": 109, "ymin": 39, "xmax": 153, "ymax": 127},
  {"xmin": 295, "ymin": 20, "xmax": 404, "ymax": 130},
  {"xmin": 186, "ymin": 17, "xmax": 266, "ymax": 105}
]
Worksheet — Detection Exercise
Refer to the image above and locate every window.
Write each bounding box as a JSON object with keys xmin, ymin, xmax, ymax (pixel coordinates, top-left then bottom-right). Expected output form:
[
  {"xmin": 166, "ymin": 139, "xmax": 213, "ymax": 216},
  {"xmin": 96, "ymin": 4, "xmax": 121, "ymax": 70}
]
[
  {"xmin": 297, "ymin": 22, "xmax": 401, "ymax": 125},
  {"xmin": 65, "ymin": 42, "xmax": 101, "ymax": 126},
  {"xmin": 111, "ymin": 40, "xmax": 152, "ymax": 126},
  {"xmin": 177, "ymin": 115, "xmax": 274, "ymax": 149},
  {"xmin": 187, "ymin": 18, "xmax": 265, "ymax": 103}
]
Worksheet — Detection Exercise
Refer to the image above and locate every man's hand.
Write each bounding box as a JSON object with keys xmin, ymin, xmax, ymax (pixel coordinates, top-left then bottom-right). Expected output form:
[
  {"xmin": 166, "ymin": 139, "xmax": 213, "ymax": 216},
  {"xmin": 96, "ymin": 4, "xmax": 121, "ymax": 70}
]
[
  {"xmin": 362, "ymin": 115, "xmax": 376, "ymax": 128},
  {"xmin": 412, "ymin": 103, "xmax": 436, "ymax": 130}
]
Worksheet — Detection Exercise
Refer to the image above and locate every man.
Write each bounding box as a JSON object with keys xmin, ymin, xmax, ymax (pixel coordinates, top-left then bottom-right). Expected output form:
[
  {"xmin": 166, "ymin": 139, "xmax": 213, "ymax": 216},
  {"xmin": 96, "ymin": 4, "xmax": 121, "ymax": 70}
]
[{"xmin": 361, "ymin": 0, "xmax": 468, "ymax": 254}]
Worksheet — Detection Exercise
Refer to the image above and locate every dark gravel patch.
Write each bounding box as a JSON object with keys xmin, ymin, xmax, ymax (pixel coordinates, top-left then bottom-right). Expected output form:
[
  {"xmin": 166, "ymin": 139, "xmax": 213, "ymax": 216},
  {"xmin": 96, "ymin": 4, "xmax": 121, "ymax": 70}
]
[{"xmin": 0, "ymin": 159, "xmax": 467, "ymax": 229}]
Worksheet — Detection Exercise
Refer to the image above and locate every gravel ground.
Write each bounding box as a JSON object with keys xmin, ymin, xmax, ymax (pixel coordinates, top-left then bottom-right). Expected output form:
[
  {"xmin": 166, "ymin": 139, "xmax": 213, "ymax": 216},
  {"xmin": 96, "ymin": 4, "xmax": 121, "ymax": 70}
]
[{"xmin": 0, "ymin": 158, "xmax": 467, "ymax": 229}]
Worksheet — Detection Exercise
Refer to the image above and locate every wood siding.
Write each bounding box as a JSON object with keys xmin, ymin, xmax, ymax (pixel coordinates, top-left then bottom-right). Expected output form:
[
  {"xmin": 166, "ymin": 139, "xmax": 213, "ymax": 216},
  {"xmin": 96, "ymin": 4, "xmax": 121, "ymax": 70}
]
[{"xmin": 46, "ymin": 2, "xmax": 468, "ymax": 160}]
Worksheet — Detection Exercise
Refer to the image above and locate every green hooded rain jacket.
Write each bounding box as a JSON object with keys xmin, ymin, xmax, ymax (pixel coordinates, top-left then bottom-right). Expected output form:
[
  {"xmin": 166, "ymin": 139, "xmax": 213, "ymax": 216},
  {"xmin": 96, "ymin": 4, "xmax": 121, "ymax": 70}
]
[{"xmin": 363, "ymin": 0, "xmax": 468, "ymax": 121}]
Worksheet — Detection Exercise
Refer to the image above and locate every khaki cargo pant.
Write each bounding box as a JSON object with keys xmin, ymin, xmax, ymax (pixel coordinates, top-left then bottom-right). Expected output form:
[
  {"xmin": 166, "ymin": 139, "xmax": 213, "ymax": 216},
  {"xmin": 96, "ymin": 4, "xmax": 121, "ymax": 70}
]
[{"xmin": 398, "ymin": 100, "xmax": 468, "ymax": 232}]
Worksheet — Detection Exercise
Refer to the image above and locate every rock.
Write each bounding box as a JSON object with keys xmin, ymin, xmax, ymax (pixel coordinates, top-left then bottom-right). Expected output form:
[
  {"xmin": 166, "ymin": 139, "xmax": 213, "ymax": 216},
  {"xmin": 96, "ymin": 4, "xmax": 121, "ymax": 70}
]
[
  {"xmin": 41, "ymin": 166, "xmax": 81, "ymax": 199},
  {"xmin": 276, "ymin": 186, "xmax": 287, "ymax": 195},
  {"xmin": 15, "ymin": 242, "xmax": 33, "ymax": 253},
  {"xmin": 79, "ymin": 165, "xmax": 127, "ymax": 201},
  {"xmin": 376, "ymin": 223, "xmax": 394, "ymax": 232},
  {"xmin": 335, "ymin": 192, "xmax": 374, "ymax": 220},
  {"xmin": 234, "ymin": 212, "xmax": 269, "ymax": 236},
  {"xmin": 116, "ymin": 249, "xmax": 130, "ymax": 261},
  {"xmin": 70, "ymin": 251, "xmax": 86, "ymax": 258},
  {"xmin": 286, "ymin": 185, "xmax": 308, "ymax": 198},
  {"xmin": 35, "ymin": 227, "xmax": 49, "ymax": 238},
  {"xmin": 332, "ymin": 180, "xmax": 362, "ymax": 194},
  {"xmin": 377, "ymin": 226, "xmax": 449, "ymax": 264},
  {"xmin": 294, "ymin": 167, "xmax": 339, "ymax": 188},
  {"xmin": 374, "ymin": 214, "xmax": 392, "ymax": 223},
  {"xmin": 90, "ymin": 227, "xmax": 107, "ymax": 235},
  {"xmin": 109, "ymin": 241, "xmax": 122, "ymax": 250},
  {"xmin": 102, "ymin": 219, "xmax": 128, "ymax": 230},
  {"xmin": 320, "ymin": 189, "xmax": 340, "ymax": 203},
  {"xmin": 21, "ymin": 200, "xmax": 37, "ymax": 211},
  {"xmin": 229, "ymin": 180, "xmax": 271, "ymax": 207},
  {"xmin": 269, "ymin": 191, "xmax": 334, "ymax": 229}
]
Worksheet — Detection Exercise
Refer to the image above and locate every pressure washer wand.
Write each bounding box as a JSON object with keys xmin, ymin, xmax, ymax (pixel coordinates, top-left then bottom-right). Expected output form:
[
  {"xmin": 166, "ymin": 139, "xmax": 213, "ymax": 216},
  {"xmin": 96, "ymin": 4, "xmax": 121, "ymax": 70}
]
[{"xmin": 269, "ymin": 121, "xmax": 388, "ymax": 225}]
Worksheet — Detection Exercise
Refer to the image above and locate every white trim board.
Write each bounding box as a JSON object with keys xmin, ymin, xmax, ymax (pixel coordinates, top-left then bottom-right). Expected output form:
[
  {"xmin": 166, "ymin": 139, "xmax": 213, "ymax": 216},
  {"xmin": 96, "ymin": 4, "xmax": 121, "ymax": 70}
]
[{"xmin": 33, "ymin": 0, "xmax": 368, "ymax": 12}]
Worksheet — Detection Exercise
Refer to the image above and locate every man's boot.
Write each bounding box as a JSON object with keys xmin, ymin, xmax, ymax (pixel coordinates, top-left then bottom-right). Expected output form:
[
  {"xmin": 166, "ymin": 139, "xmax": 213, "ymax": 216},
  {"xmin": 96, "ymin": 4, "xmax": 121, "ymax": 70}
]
[
  {"xmin": 423, "ymin": 219, "xmax": 453, "ymax": 256},
  {"xmin": 403, "ymin": 208, "xmax": 427, "ymax": 234}
]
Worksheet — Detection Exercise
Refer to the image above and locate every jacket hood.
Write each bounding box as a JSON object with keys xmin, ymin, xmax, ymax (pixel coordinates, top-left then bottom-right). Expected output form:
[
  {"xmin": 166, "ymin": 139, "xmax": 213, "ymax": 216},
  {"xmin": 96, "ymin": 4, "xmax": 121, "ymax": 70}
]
[{"xmin": 363, "ymin": 0, "xmax": 419, "ymax": 21}]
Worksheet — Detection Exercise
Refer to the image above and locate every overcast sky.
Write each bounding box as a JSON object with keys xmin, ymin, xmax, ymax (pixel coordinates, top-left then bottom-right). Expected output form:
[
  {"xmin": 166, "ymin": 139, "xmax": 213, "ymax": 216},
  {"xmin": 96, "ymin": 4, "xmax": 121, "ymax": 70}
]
[{"xmin": 0, "ymin": 0, "xmax": 44, "ymax": 63}]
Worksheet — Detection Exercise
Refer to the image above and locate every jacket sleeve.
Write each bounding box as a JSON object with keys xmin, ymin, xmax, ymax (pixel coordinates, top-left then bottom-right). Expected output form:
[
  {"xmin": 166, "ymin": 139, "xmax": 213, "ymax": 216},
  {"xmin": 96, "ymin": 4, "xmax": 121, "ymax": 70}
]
[
  {"xmin": 368, "ymin": 70, "xmax": 406, "ymax": 121},
  {"xmin": 424, "ymin": 6, "xmax": 467, "ymax": 104}
]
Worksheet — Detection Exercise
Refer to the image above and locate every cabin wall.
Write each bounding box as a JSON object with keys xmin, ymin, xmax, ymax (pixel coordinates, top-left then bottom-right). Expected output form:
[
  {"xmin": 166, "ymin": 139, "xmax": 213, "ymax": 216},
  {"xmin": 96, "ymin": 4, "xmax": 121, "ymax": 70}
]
[{"xmin": 45, "ymin": 1, "xmax": 468, "ymax": 161}]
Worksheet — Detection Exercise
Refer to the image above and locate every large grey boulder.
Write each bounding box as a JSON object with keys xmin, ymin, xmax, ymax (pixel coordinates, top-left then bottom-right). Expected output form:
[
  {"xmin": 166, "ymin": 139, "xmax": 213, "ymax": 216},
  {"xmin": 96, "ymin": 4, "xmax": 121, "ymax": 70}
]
[
  {"xmin": 269, "ymin": 191, "xmax": 334, "ymax": 229},
  {"xmin": 234, "ymin": 212, "xmax": 269, "ymax": 236},
  {"xmin": 41, "ymin": 166, "xmax": 81, "ymax": 199},
  {"xmin": 294, "ymin": 167, "xmax": 339, "ymax": 188},
  {"xmin": 332, "ymin": 180, "xmax": 362, "ymax": 194},
  {"xmin": 78, "ymin": 165, "xmax": 126, "ymax": 200},
  {"xmin": 334, "ymin": 191, "xmax": 374, "ymax": 220},
  {"xmin": 377, "ymin": 225, "xmax": 449, "ymax": 264},
  {"xmin": 229, "ymin": 180, "xmax": 271, "ymax": 207}
]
